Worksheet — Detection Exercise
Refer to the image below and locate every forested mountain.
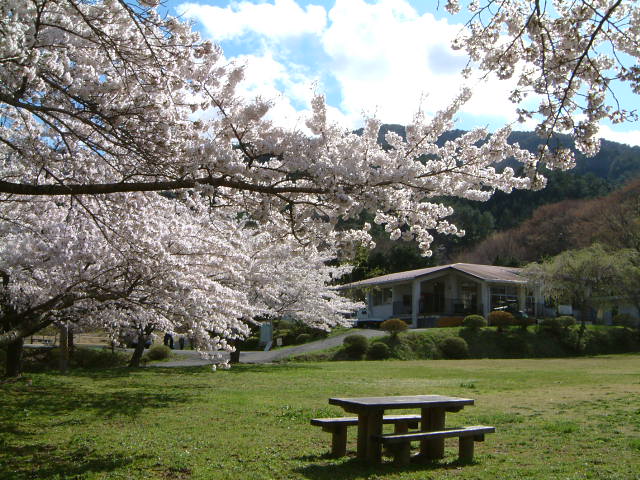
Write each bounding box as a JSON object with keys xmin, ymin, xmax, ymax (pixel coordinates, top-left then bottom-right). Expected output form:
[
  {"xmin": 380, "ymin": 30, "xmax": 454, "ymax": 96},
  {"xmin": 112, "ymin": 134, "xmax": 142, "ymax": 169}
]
[
  {"xmin": 457, "ymin": 178, "xmax": 640, "ymax": 266},
  {"xmin": 344, "ymin": 126, "xmax": 640, "ymax": 282}
]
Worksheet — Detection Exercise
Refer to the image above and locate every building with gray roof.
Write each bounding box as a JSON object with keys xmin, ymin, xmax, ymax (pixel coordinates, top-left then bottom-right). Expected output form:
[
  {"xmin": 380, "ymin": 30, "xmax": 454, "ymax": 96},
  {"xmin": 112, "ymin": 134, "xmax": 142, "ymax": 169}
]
[{"xmin": 340, "ymin": 263, "xmax": 543, "ymax": 328}]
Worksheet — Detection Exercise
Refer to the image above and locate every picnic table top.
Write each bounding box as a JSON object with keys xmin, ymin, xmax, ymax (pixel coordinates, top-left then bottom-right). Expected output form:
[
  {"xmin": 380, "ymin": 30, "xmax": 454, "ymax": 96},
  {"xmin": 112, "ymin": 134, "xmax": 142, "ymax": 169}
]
[{"xmin": 328, "ymin": 395, "xmax": 474, "ymax": 411}]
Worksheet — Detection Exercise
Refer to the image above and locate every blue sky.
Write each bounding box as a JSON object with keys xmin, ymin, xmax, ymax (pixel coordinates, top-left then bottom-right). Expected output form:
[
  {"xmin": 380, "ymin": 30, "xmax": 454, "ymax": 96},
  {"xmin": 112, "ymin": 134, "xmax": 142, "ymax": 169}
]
[{"xmin": 164, "ymin": 0, "xmax": 639, "ymax": 146}]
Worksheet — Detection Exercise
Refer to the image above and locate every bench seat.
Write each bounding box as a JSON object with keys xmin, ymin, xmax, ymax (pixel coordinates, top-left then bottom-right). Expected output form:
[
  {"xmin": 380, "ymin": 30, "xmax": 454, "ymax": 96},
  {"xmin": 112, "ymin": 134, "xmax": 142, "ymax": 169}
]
[
  {"xmin": 374, "ymin": 425, "xmax": 495, "ymax": 465},
  {"xmin": 311, "ymin": 414, "xmax": 421, "ymax": 457}
]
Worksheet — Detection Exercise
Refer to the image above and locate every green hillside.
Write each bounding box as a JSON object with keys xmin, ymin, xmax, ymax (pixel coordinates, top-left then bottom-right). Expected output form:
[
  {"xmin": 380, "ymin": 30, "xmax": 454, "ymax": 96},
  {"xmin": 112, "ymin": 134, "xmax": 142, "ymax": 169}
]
[{"xmin": 344, "ymin": 126, "xmax": 640, "ymax": 281}]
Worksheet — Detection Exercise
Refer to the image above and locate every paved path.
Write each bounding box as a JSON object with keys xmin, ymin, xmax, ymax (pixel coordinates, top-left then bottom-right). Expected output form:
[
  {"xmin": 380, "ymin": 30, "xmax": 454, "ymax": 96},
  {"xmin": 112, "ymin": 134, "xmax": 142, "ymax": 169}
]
[{"xmin": 147, "ymin": 329, "xmax": 386, "ymax": 367}]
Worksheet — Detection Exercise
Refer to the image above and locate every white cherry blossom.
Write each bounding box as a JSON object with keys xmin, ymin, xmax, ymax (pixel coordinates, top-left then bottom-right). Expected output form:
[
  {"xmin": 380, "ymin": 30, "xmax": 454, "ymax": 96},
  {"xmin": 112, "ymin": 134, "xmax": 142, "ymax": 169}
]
[{"xmin": 1, "ymin": 0, "xmax": 554, "ymax": 366}]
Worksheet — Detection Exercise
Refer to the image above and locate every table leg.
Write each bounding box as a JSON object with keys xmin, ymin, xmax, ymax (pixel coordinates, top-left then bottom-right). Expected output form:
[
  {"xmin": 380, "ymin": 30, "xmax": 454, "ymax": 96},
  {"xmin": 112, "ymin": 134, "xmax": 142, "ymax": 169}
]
[
  {"xmin": 357, "ymin": 412, "xmax": 368, "ymax": 459},
  {"xmin": 420, "ymin": 407, "xmax": 445, "ymax": 460},
  {"xmin": 365, "ymin": 409, "xmax": 383, "ymax": 464},
  {"xmin": 330, "ymin": 425, "xmax": 347, "ymax": 457}
]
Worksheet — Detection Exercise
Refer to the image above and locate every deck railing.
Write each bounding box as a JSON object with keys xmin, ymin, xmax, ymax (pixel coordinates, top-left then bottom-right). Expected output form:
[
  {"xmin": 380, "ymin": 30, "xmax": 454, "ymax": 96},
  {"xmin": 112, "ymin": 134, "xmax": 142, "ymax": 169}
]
[{"xmin": 391, "ymin": 297, "xmax": 484, "ymax": 316}]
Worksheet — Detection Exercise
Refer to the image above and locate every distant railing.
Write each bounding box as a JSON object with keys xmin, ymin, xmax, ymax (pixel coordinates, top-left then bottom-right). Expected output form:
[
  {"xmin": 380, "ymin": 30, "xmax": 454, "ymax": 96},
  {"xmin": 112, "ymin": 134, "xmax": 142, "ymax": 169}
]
[
  {"xmin": 392, "ymin": 301, "xmax": 412, "ymax": 315},
  {"xmin": 420, "ymin": 297, "xmax": 483, "ymax": 316}
]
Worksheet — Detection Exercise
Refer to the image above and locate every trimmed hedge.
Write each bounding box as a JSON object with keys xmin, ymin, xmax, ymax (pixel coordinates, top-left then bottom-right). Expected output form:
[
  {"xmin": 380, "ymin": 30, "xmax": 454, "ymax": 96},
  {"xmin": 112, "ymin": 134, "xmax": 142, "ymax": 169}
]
[
  {"xmin": 488, "ymin": 310, "xmax": 515, "ymax": 331},
  {"xmin": 146, "ymin": 344, "xmax": 172, "ymax": 361},
  {"xmin": 612, "ymin": 313, "xmax": 639, "ymax": 328},
  {"xmin": 367, "ymin": 342, "xmax": 391, "ymax": 360},
  {"xmin": 380, "ymin": 318, "xmax": 409, "ymax": 337},
  {"xmin": 463, "ymin": 315, "xmax": 487, "ymax": 330},
  {"xmin": 438, "ymin": 336, "xmax": 469, "ymax": 359},
  {"xmin": 342, "ymin": 334, "xmax": 368, "ymax": 359}
]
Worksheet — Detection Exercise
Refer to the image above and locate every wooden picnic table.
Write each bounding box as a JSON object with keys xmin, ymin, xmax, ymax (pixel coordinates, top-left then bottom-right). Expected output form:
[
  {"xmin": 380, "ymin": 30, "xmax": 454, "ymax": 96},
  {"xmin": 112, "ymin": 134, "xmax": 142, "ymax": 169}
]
[{"xmin": 328, "ymin": 395, "xmax": 474, "ymax": 464}]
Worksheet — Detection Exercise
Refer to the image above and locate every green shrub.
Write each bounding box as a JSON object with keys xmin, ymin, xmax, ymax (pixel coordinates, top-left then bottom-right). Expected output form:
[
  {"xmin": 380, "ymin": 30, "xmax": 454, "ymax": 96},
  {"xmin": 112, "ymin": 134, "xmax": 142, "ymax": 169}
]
[
  {"xmin": 403, "ymin": 333, "xmax": 439, "ymax": 359},
  {"xmin": 380, "ymin": 318, "xmax": 408, "ymax": 338},
  {"xmin": 295, "ymin": 333, "xmax": 312, "ymax": 344},
  {"xmin": 72, "ymin": 347, "xmax": 129, "ymax": 369},
  {"xmin": 146, "ymin": 344, "xmax": 172, "ymax": 361},
  {"xmin": 342, "ymin": 334, "xmax": 368, "ymax": 359},
  {"xmin": 488, "ymin": 310, "xmax": 514, "ymax": 332},
  {"xmin": 540, "ymin": 316, "xmax": 576, "ymax": 335},
  {"xmin": 438, "ymin": 336, "xmax": 469, "ymax": 359},
  {"xmin": 239, "ymin": 336, "xmax": 260, "ymax": 351},
  {"xmin": 367, "ymin": 341, "xmax": 391, "ymax": 360},
  {"xmin": 495, "ymin": 333, "xmax": 531, "ymax": 358},
  {"xmin": 612, "ymin": 313, "xmax": 638, "ymax": 328},
  {"xmin": 463, "ymin": 315, "xmax": 487, "ymax": 330},
  {"xmin": 539, "ymin": 317, "xmax": 561, "ymax": 334},
  {"xmin": 277, "ymin": 329, "xmax": 292, "ymax": 345},
  {"xmin": 556, "ymin": 316, "xmax": 577, "ymax": 328}
]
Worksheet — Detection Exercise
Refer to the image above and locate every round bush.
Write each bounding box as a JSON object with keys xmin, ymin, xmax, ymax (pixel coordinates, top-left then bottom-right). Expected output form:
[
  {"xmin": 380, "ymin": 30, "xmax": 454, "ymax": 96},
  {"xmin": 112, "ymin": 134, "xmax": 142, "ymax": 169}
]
[
  {"xmin": 146, "ymin": 344, "xmax": 172, "ymax": 361},
  {"xmin": 539, "ymin": 317, "xmax": 562, "ymax": 333},
  {"xmin": 463, "ymin": 315, "xmax": 487, "ymax": 330},
  {"xmin": 556, "ymin": 315, "xmax": 577, "ymax": 328},
  {"xmin": 295, "ymin": 333, "xmax": 312, "ymax": 344},
  {"xmin": 342, "ymin": 334, "xmax": 368, "ymax": 359},
  {"xmin": 380, "ymin": 318, "xmax": 408, "ymax": 337},
  {"xmin": 488, "ymin": 310, "xmax": 514, "ymax": 331},
  {"xmin": 539, "ymin": 316, "xmax": 576, "ymax": 336},
  {"xmin": 438, "ymin": 336, "xmax": 469, "ymax": 359},
  {"xmin": 612, "ymin": 313, "xmax": 638, "ymax": 328},
  {"xmin": 367, "ymin": 341, "xmax": 391, "ymax": 360}
]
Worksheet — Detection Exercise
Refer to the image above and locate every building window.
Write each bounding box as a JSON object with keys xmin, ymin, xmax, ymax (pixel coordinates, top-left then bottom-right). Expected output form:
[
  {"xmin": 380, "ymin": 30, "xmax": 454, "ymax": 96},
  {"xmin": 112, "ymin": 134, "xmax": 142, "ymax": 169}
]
[
  {"xmin": 490, "ymin": 285, "xmax": 518, "ymax": 310},
  {"xmin": 372, "ymin": 288, "xmax": 392, "ymax": 306}
]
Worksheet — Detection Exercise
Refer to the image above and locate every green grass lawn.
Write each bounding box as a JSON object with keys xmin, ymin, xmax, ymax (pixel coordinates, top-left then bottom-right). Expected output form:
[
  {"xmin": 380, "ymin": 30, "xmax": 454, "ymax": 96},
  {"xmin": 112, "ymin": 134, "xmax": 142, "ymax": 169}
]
[{"xmin": 1, "ymin": 355, "xmax": 639, "ymax": 479}]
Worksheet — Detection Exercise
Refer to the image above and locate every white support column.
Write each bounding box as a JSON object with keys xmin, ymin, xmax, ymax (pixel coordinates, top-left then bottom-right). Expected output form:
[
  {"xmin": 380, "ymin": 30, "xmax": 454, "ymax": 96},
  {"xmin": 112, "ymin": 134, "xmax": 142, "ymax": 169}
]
[
  {"xmin": 412, "ymin": 280, "xmax": 421, "ymax": 328},
  {"xmin": 481, "ymin": 283, "xmax": 490, "ymax": 318},
  {"xmin": 518, "ymin": 285, "xmax": 526, "ymax": 312}
]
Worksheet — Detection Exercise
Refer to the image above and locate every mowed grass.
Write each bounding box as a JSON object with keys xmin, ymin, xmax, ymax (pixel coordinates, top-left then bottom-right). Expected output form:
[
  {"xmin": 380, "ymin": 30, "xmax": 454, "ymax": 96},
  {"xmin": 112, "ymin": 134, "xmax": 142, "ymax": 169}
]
[{"xmin": 1, "ymin": 355, "xmax": 639, "ymax": 480}]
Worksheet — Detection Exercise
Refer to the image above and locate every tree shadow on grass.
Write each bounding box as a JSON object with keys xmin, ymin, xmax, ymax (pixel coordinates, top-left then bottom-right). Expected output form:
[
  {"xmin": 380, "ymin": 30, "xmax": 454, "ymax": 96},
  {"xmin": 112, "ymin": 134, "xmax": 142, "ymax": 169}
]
[
  {"xmin": 0, "ymin": 385, "xmax": 191, "ymax": 422},
  {"xmin": 294, "ymin": 454, "xmax": 474, "ymax": 480},
  {"xmin": 0, "ymin": 442, "xmax": 149, "ymax": 480},
  {"xmin": 0, "ymin": 378, "xmax": 193, "ymax": 447},
  {"xmin": 224, "ymin": 363, "xmax": 323, "ymax": 374},
  {"xmin": 139, "ymin": 365, "xmax": 214, "ymax": 376},
  {"xmin": 0, "ymin": 381, "xmax": 191, "ymax": 478}
]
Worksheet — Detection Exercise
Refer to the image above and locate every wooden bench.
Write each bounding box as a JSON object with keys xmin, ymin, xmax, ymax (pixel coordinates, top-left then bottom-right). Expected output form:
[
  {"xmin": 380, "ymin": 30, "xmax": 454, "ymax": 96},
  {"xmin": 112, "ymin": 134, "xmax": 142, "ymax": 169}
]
[
  {"xmin": 311, "ymin": 414, "xmax": 422, "ymax": 457},
  {"xmin": 374, "ymin": 425, "xmax": 495, "ymax": 465}
]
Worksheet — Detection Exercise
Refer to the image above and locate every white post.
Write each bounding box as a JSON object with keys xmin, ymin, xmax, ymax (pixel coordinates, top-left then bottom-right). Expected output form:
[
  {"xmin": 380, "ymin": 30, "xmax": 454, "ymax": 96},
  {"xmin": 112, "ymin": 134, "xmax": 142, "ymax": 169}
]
[
  {"xmin": 481, "ymin": 283, "xmax": 490, "ymax": 318},
  {"xmin": 412, "ymin": 280, "xmax": 421, "ymax": 328},
  {"xmin": 518, "ymin": 285, "xmax": 526, "ymax": 312}
]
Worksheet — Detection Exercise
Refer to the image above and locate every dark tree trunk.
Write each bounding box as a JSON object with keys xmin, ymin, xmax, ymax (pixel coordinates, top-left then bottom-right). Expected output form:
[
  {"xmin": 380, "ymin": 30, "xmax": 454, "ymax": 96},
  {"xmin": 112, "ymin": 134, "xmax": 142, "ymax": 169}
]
[
  {"xmin": 59, "ymin": 324, "xmax": 69, "ymax": 373},
  {"xmin": 5, "ymin": 337, "xmax": 24, "ymax": 378},
  {"xmin": 230, "ymin": 348, "xmax": 240, "ymax": 364},
  {"xmin": 68, "ymin": 327, "xmax": 75, "ymax": 356},
  {"xmin": 128, "ymin": 335, "xmax": 147, "ymax": 368}
]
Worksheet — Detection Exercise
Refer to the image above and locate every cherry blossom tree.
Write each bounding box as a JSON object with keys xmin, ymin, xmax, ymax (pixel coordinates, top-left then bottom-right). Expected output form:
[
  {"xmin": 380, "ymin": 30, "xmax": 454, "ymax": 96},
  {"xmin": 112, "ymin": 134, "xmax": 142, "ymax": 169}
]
[
  {"xmin": 447, "ymin": 0, "xmax": 639, "ymax": 163},
  {"xmin": 1, "ymin": 0, "xmax": 551, "ymax": 375},
  {"xmin": 241, "ymin": 231, "xmax": 362, "ymax": 329},
  {"xmin": 0, "ymin": 192, "xmax": 257, "ymax": 373}
]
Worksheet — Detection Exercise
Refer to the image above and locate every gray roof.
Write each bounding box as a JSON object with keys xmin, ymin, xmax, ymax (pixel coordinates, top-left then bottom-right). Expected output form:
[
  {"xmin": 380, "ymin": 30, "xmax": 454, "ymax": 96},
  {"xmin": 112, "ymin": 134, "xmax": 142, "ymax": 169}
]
[{"xmin": 341, "ymin": 263, "xmax": 527, "ymax": 289}]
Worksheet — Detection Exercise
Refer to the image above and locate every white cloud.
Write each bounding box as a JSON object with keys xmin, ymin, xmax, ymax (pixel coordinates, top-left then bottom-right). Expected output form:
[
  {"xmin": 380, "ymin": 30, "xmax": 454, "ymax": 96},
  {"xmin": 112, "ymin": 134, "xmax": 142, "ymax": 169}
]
[
  {"xmin": 176, "ymin": 0, "xmax": 544, "ymax": 131},
  {"xmin": 232, "ymin": 52, "xmax": 318, "ymax": 129},
  {"xmin": 178, "ymin": 0, "xmax": 327, "ymax": 41},
  {"xmin": 320, "ymin": 0, "xmax": 470, "ymax": 124},
  {"xmin": 598, "ymin": 124, "xmax": 640, "ymax": 147},
  {"xmin": 317, "ymin": 0, "xmax": 529, "ymax": 128}
]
